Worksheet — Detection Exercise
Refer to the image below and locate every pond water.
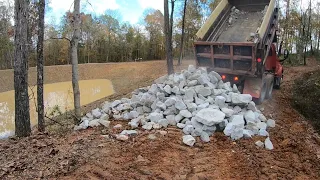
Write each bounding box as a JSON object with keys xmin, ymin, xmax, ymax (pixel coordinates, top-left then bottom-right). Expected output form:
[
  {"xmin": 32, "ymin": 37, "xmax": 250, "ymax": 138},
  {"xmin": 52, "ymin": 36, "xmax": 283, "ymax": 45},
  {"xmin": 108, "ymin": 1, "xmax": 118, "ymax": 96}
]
[{"xmin": 0, "ymin": 79, "xmax": 114, "ymax": 138}]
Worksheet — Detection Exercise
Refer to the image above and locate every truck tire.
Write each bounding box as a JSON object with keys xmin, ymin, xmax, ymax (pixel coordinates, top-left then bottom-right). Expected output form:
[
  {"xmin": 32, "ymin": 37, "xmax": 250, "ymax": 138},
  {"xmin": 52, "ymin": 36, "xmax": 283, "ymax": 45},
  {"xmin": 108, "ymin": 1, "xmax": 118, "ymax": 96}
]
[
  {"xmin": 253, "ymin": 78, "xmax": 267, "ymax": 105},
  {"xmin": 274, "ymin": 76, "xmax": 281, "ymax": 89},
  {"xmin": 266, "ymin": 74, "xmax": 274, "ymax": 99}
]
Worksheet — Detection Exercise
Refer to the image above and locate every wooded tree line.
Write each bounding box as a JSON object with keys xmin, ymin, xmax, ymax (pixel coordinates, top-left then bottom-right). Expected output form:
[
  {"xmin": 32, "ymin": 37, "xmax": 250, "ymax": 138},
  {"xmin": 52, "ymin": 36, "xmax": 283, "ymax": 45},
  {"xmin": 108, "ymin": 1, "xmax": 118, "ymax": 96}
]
[{"xmin": 0, "ymin": 0, "xmax": 217, "ymax": 69}]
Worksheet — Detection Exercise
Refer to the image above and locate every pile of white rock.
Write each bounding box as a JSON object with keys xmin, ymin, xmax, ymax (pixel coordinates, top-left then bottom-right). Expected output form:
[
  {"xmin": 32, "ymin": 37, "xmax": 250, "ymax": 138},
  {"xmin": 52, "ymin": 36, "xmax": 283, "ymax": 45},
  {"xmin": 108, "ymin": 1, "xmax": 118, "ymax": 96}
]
[{"xmin": 75, "ymin": 65, "xmax": 275, "ymax": 150}]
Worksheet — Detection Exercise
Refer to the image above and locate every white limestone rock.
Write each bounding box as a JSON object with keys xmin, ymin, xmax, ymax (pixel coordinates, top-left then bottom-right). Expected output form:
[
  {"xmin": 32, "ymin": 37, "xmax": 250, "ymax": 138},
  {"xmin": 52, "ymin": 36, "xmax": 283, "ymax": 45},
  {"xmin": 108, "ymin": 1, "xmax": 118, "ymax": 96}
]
[
  {"xmin": 180, "ymin": 110, "xmax": 192, "ymax": 118},
  {"xmin": 231, "ymin": 93, "xmax": 252, "ymax": 105},
  {"xmin": 175, "ymin": 100, "xmax": 187, "ymax": 110},
  {"xmin": 265, "ymin": 137, "xmax": 274, "ymax": 150},
  {"xmin": 195, "ymin": 108, "xmax": 226, "ymax": 126},
  {"xmin": 182, "ymin": 135, "xmax": 196, "ymax": 147},
  {"xmin": 267, "ymin": 119, "xmax": 276, "ymax": 128},
  {"xmin": 92, "ymin": 108, "xmax": 102, "ymax": 118}
]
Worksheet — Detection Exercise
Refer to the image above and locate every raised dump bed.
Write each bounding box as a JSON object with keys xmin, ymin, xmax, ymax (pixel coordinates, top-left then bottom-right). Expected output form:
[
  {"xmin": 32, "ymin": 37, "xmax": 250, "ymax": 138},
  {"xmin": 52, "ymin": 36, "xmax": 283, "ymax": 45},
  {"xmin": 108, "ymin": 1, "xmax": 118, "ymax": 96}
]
[{"xmin": 194, "ymin": 0, "xmax": 278, "ymax": 76}]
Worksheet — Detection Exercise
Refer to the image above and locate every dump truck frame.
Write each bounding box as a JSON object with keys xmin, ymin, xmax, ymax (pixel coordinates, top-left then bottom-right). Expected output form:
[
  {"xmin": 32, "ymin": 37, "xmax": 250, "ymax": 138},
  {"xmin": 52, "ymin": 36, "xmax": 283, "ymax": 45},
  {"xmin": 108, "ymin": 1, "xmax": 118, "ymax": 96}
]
[{"xmin": 194, "ymin": 0, "xmax": 287, "ymax": 104}]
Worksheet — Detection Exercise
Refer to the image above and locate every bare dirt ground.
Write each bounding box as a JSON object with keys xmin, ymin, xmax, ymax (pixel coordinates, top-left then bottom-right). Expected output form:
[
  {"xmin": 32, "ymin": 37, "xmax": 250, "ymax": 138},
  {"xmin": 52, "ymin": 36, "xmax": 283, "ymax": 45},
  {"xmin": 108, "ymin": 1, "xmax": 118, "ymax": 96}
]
[{"xmin": 0, "ymin": 60, "xmax": 320, "ymax": 179}]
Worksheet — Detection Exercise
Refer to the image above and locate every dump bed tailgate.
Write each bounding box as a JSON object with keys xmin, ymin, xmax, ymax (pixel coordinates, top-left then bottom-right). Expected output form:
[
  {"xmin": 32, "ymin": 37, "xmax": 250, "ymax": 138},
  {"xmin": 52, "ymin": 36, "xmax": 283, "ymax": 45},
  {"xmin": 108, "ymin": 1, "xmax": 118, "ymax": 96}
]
[{"xmin": 194, "ymin": 42, "xmax": 256, "ymax": 76}]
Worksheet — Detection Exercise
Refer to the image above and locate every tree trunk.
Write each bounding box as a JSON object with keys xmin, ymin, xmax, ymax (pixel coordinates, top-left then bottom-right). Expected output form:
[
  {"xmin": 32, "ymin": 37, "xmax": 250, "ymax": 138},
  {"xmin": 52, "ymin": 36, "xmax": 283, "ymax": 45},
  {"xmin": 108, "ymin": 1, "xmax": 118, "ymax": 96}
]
[
  {"xmin": 71, "ymin": 0, "xmax": 81, "ymax": 121},
  {"xmin": 178, "ymin": 0, "xmax": 187, "ymax": 66},
  {"xmin": 164, "ymin": 0, "xmax": 174, "ymax": 75},
  {"xmin": 317, "ymin": 30, "xmax": 320, "ymax": 53},
  {"xmin": 37, "ymin": 0, "xmax": 45, "ymax": 132},
  {"xmin": 14, "ymin": 0, "xmax": 31, "ymax": 137}
]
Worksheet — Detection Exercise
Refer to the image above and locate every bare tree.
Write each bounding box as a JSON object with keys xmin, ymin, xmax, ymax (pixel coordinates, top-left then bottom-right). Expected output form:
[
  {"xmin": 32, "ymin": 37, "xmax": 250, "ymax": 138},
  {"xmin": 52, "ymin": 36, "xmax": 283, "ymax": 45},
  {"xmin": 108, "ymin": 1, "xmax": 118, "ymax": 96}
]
[
  {"xmin": 37, "ymin": 0, "xmax": 45, "ymax": 132},
  {"xmin": 164, "ymin": 0, "xmax": 174, "ymax": 75},
  {"xmin": 71, "ymin": 0, "xmax": 81, "ymax": 120},
  {"xmin": 14, "ymin": 0, "xmax": 31, "ymax": 137},
  {"xmin": 178, "ymin": 0, "xmax": 187, "ymax": 66}
]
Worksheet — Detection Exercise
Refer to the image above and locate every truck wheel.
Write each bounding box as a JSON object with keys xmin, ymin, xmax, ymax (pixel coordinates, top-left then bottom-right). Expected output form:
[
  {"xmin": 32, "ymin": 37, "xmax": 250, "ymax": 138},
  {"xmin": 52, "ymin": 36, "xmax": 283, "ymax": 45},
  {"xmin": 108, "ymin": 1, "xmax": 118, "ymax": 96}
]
[
  {"xmin": 266, "ymin": 75, "xmax": 274, "ymax": 99},
  {"xmin": 253, "ymin": 79, "xmax": 267, "ymax": 105},
  {"xmin": 274, "ymin": 77, "xmax": 281, "ymax": 89}
]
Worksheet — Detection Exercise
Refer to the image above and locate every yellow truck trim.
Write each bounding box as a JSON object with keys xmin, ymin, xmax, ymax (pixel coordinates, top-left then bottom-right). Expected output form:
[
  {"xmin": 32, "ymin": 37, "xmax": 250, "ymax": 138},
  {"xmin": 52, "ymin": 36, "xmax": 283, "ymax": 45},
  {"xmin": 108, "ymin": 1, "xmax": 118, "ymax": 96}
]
[
  {"xmin": 258, "ymin": 0, "xmax": 275, "ymax": 39},
  {"xmin": 195, "ymin": 0, "xmax": 228, "ymax": 40}
]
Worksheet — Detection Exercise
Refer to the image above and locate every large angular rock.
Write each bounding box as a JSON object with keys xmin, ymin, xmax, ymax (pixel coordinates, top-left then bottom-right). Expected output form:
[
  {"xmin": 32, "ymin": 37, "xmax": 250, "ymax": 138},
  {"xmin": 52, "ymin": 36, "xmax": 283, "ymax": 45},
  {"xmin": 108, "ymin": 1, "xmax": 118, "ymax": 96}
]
[
  {"xmin": 183, "ymin": 135, "xmax": 196, "ymax": 146},
  {"xmin": 163, "ymin": 85, "xmax": 172, "ymax": 94},
  {"xmin": 215, "ymin": 96, "xmax": 227, "ymax": 108},
  {"xmin": 197, "ymin": 74, "xmax": 210, "ymax": 85},
  {"xmin": 112, "ymin": 100, "xmax": 122, "ymax": 107},
  {"xmin": 188, "ymin": 65, "xmax": 196, "ymax": 73},
  {"xmin": 172, "ymin": 86, "xmax": 180, "ymax": 94},
  {"xmin": 163, "ymin": 106, "xmax": 177, "ymax": 115},
  {"xmin": 180, "ymin": 110, "xmax": 192, "ymax": 118},
  {"xmin": 208, "ymin": 71, "xmax": 222, "ymax": 81},
  {"xmin": 195, "ymin": 108, "xmax": 226, "ymax": 126},
  {"xmin": 221, "ymin": 108, "xmax": 234, "ymax": 118},
  {"xmin": 92, "ymin": 108, "xmax": 102, "ymax": 118},
  {"xmin": 208, "ymin": 73, "xmax": 219, "ymax": 84},
  {"xmin": 158, "ymin": 119, "xmax": 169, "ymax": 128},
  {"xmin": 247, "ymin": 101, "xmax": 257, "ymax": 111},
  {"xmin": 148, "ymin": 84, "xmax": 159, "ymax": 94},
  {"xmin": 154, "ymin": 75, "xmax": 168, "ymax": 84},
  {"xmin": 156, "ymin": 101, "xmax": 167, "ymax": 110},
  {"xmin": 267, "ymin": 119, "xmax": 276, "ymax": 128},
  {"xmin": 183, "ymin": 125, "xmax": 194, "ymax": 135},
  {"xmin": 98, "ymin": 119, "xmax": 110, "ymax": 128},
  {"xmin": 89, "ymin": 119, "xmax": 101, "ymax": 127},
  {"xmin": 186, "ymin": 102, "xmax": 197, "ymax": 112},
  {"xmin": 175, "ymin": 100, "xmax": 187, "ymax": 110},
  {"xmin": 175, "ymin": 114, "xmax": 184, "ymax": 123},
  {"xmin": 177, "ymin": 123, "xmax": 186, "ymax": 129},
  {"xmin": 244, "ymin": 110, "xmax": 256, "ymax": 124},
  {"xmin": 257, "ymin": 122, "xmax": 267, "ymax": 130},
  {"xmin": 231, "ymin": 128, "xmax": 244, "ymax": 140},
  {"xmin": 231, "ymin": 93, "xmax": 252, "ymax": 105},
  {"xmin": 224, "ymin": 115, "xmax": 245, "ymax": 136},
  {"xmin": 164, "ymin": 97, "xmax": 176, "ymax": 107},
  {"xmin": 166, "ymin": 115, "xmax": 176, "ymax": 126},
  {"xmin": 187, "ymin": 80, "xmax": 198, "ymax": 87},
  {"xmin": 142, "ymin": 122, "xmax": 154, "ymax": 130},
  {"xmin": 149, "ymin": 112, "xmax": 163, "ymax": 123},
  {"xmin": 184, "ymin": 89, "xmax": 195, "ymax": 102},
  {"xmin": 264, "ymin": 137, "xmax": 274, "ymax": 150},
  {"xmin": 143, "ymin": 106, "xmax": 152, "ymax": 113},
  {"xmin": 196, "ymin": 87, "xmax": 212, "ymax": 97},
  {"xmin": 200, "ymin": 132, "xmax": 210, "ymax": 142},
  {"xmin": 197, "ymin": 102, "xmax": 210, "ymax": 110},
  {"xmin": 120, "ymin": 130, "xmax": 138, "ymax": 136}
]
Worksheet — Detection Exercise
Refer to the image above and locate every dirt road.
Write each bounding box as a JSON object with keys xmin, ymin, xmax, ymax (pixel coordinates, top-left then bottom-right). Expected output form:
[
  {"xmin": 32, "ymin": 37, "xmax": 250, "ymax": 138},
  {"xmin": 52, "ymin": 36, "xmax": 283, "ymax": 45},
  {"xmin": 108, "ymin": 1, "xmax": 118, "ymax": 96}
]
[{"xmin": 0, "ymin": 60, "xmax": 319, "ymax": 179}]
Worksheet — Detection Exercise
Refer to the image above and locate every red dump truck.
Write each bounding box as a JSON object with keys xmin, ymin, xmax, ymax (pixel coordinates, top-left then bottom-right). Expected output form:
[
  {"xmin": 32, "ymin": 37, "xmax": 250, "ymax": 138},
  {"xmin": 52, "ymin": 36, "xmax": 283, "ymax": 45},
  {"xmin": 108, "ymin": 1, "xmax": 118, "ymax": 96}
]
[{"xmin": 194, "ymin": 0, "xmax": 288, "ymax": 104}]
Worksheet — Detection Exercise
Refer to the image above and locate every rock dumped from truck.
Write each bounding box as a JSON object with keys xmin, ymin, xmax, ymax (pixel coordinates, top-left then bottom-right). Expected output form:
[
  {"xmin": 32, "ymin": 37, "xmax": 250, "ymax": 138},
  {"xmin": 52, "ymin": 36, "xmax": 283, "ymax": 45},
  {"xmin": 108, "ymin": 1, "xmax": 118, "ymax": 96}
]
[
  {"xmin": 75, "ymin": 65, "xmax": 275, "ymax": 149},
  {"xmin": 217, "ymin": 6, "xmax": 268, "ymax": 42}
]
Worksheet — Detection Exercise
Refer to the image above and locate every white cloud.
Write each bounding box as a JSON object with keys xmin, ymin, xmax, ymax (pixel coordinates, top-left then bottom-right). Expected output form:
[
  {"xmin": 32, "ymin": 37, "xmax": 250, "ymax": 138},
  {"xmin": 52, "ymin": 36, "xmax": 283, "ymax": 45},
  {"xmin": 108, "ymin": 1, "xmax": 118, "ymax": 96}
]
[
  {"xmin": 47, "ymin": 0, "xmax": 120, "ymax": 25},
  {"xmin": 84, "ymin": 0, "xmax": 119, "ymax": 14},
  {"xmin": 49, "ymin": 0, "xmax": 119, "ymax": 13},
  {"xmin": 138, "ymin": 0, "xmax": 163, "ymax": 11}
]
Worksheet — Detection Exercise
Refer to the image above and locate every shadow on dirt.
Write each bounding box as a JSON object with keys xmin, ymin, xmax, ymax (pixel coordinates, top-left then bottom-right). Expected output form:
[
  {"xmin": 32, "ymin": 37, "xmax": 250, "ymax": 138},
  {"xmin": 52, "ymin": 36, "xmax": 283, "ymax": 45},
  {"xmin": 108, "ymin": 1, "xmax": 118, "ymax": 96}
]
[{"xmin": 292, "ymin": 70, "xmax": 320, "ymax": 133}]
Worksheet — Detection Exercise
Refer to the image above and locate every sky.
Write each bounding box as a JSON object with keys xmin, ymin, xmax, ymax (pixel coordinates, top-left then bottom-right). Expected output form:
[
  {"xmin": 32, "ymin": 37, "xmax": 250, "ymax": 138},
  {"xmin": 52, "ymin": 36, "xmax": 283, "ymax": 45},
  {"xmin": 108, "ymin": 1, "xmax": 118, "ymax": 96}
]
[{"xmin": 46, "ymin": 0, "xmax": 164, "ymax": 25}]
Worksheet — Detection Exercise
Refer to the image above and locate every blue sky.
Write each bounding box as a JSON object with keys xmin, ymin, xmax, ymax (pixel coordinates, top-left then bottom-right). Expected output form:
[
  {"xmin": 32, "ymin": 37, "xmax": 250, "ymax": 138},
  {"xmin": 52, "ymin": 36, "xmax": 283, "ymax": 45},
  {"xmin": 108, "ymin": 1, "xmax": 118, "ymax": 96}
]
[{"xmin": 46, "ymin": 0, "xmax": 164, "ymax": 25}]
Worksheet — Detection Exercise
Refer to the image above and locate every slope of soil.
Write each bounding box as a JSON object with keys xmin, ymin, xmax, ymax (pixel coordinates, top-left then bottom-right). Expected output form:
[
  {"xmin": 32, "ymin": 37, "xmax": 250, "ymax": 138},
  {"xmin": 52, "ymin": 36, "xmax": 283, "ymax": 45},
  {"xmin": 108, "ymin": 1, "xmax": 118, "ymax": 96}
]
[
  {"xmin": 292, "ymin": 70, "xmax": 320, "ymax": 133},
  {"xmin": 0, "ymin": 60, "xmax": 320, "ymax": 179}
]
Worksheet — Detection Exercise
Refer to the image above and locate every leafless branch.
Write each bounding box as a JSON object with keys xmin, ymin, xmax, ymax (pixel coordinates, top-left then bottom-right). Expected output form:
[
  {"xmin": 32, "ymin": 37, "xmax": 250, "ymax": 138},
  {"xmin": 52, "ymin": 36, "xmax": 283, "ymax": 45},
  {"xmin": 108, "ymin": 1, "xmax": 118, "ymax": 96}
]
[
  {"xmin": 28, "ymin": 85, "xmax": 64, "ymax": 127},
  {"xmin": 48, "ymin": 37, "xmax": 71, "ymax": 42}
]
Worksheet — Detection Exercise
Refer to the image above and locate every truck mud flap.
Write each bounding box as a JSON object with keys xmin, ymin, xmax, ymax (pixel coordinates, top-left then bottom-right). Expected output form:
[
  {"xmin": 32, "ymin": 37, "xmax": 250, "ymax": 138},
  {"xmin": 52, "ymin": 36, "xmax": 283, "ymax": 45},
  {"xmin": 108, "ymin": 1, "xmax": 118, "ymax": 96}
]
[{"xmin": 243, "ymin": 77, "xmax": 263, "ymax": 99}]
